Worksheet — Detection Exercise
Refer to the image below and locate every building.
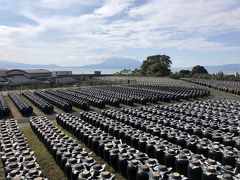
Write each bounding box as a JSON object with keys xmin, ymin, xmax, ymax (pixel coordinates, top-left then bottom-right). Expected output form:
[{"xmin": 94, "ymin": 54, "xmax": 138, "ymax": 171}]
[
  {"xmin": 235, "ymin": 72, "xmax": 239, "ymax": 77},
  {"xmin": 5, "ymin": 75, "xmax": 36, "ymax": 85},
  {"xmin": 6, "ymin": 69, "xmax": 51, "ymax": 79},
  {"xmin": 51, "ymin": 71, "xmax": 72, "ymax": 77},
  {"xmin": 94, "ymin": 71, "xmax": 101, "ymax": 75},
  {"xmin": 0, "ymin": 76, "xmax": 8, "ymax": 85},
  {"xmin": 54, "ymin": 77, "xmax": 78, "ymax": 84}
]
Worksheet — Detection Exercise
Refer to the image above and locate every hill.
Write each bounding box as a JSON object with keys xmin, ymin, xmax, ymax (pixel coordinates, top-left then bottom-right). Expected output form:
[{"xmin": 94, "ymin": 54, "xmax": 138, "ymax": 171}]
[
  {"xmin": 80, "ymin": 58, "xmax": 141, "ymax": 69},
  {"xmin": 0, "ymin": 61, "xmax": 60, "ymax": 68},
  {"xmin": 205, "ymin": 64, "xmax": 240, "ymax": 73}
]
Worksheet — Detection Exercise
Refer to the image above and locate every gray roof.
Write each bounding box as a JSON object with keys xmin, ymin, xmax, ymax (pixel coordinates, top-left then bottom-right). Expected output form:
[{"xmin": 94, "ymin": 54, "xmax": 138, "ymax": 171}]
[
  {"xmin": 22, "ymin": 69, "xmax": 50, "ymax": 73},
  {"xmin": 7, "ymin": 69, "xmax": 50, "ymax": 74},
  {"xmin": 6, "ymin": 75, "xmax": 37, "ymax": 85},
  {"xmin": 55, "ymin": 77, "xmax": 78, "ymax": 84},
  {"xmin": 0, "ymin": 77, "xmax": 7, "ymax": 82}
]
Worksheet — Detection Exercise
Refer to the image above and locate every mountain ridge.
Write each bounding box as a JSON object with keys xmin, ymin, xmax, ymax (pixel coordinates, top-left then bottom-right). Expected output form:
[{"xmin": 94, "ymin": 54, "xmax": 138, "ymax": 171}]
[
  {"xmin": 1, "ymin": 60, "xmax": 239, "ymax": 73},
  {"xmin": 0, "ymin": 60, "xmax": 60, "ymax": 68},
  {"xmin": 79, "ymin": 58, "xmax": 141, "ymax": 69},
  {"xmin": 0, "ymin": 58, "xmax": 141, "ymax": 69}
]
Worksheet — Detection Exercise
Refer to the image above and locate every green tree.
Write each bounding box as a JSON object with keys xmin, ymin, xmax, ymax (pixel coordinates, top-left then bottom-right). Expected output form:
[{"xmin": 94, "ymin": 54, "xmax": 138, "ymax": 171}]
[
  {"xmin": 179, "ymin": 70, "xmax": 191, "ymax": 75},
  {"xmin": 131, "ymin": 68, "xmax": 141, "ymax": 76},
  {"xmin": 215, "ymin": 71, "xmax": 225, "ymax": 80},
  {"xmin": 119, "ymin": 69, "xmax": 131, "ymax": 74},
  {"xmin": 115, "ymin": 69, "xmax": 131, "ymax": 75},
  {"xmin": 140, "ymin": 54, "xmax": 172, "ymax": 76},
  {"xmin": 191, "ymin": 65, "xmax": 208, "ymax": 76},
  {"xmin": 169, "ymin": 72, "xmax": 181, "ymax": 79}
]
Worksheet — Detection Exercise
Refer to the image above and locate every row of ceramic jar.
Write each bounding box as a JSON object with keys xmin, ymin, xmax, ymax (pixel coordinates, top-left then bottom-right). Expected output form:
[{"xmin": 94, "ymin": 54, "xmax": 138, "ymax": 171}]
[
  {"xmin": 139, "ymin": 102, "xmax": 240, "ymax": 144},
  {"xmin": 0, "ymin": 119, "xmax": 46, "ymax": 179},
  {"xmin": 56, "ymin": 114, "xmax": 188, "ymax": 180},
  {"xmin": 81, "ymin": 112, "xmax": 239, "ymax": 167},
  {"xmin": 128, "ymin": 104, "xmax": 240, "ymax": 132},
  {"xmin": 76, "ymin": 87, "xmax": 142, "ymax": 105},
  {"xmin": 101, "ymin": 109, "xmax": 240, "ymax": 169},
  {"xmin": 35, "ymin": 90, "xmax": 72, "ymax": 112},
  {"xmin": 128, "ymin": 84, "xmax": 210, "ymax": 100},
  {"xmin": 91, "ymin": 86, "xmax": 160, "ymax": 104},
  {"xmin": 46, "ymin": 90, "xmax": 90, "ymax": 110},
  {"xmin": 22, "ymin": 91, "xmax": 54, "ymax": 114},
  {"xmin": 122, "ymin": 104, "xmax": 240, "ymax": 138},
  {"xmin": 58, "ymin": 113, "xmax": 240, "ymax": 179},
  {"xmin": 182, "ymin": 78, "xmax": 240, "ymax": 95},
  {"xmin": 8, "ymin": 92, "xmax": 33, "ymax": 116},
  {"xmin": 59, "ymin": 89, "xmax": 107, "ymax": 108},
  {"xmin": 97, "ymin": 84, "xmax": 209, "ymax": 102},
  {"xmin": 106, "ymin": 108, "xmax": 240, "ymax": 149},
  {"xmin": 151, "ymin": 99, "xmax": 240, "ymax": 122},
  {"xmin": 0, "ymin": 95, "xmax": 10, "ymax": 117},
  {"xmin": 68, "ymin": 82, "xmax": 209, "ymax": 106},
  {"xmin": 67, "ymin": 89, "xmax": 120, "ymax": 107},
  {"xmin": 136, "ymin": 112, "xmax": 239, "ymax": 136},
  {"xmin": 84, "ymin": 86, "xmax": 150, "ymax": 104},
  {"xmin": 30, "ymin": 116, "xmax": 114, "ymax": 180},
  {"xmin": 111, "ymin": 108, "xmax": 239, "ymax": 136}
]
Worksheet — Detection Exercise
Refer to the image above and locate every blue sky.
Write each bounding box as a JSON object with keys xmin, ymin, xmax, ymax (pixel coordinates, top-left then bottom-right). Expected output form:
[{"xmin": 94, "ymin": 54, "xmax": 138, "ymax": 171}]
[{"xmin": 0, "ymin": 0, "xmax": 240, "ymax": 67}]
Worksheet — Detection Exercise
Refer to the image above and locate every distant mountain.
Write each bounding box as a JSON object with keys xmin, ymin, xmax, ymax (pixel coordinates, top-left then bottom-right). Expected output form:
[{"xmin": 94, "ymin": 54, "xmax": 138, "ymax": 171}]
[
  {"xmin": 172, "ymin": 63, "xmax": 240, "ymax": 74},
  {"xmin": 80, "ymin": 58, "xmax": 141, "ymax": 69},
  {"xmin": 205, "ymin": 64, "xmax": 240, "ymax": 73},
  {"xmin": 0, "ymin": 61, "xmax": 60, "ymax": 68}
]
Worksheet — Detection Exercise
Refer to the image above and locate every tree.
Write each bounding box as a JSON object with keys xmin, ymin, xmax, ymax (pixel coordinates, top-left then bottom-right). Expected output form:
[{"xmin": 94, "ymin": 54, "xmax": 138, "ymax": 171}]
[
  {"xmin": 140, "ymin": 54, "xmax": 172, "ymax": 76},
  {"xmin": 169, "ymin": 72, "xmax": 181, "ymax": 79},
  {"xmin": 119, "ymin": 69, "xmax": 131, "ymax": 74},
  {"xmin": 215, "ymin": 71, "xmax": 225, "ymax": 80},
  {"xmin": 115, "ymin": 69, "xmax": 131, "ymax": 75},
  {"xmin": 131, "ymin": 68, "xmax": 141, "ymax": 76},
  {"xmin": 179, "ymin": 70, "xmax": 191, "ymax": 75},
  {"xmin": 191, "ymin": 65, "xmax": 208, "ymax": 75}
]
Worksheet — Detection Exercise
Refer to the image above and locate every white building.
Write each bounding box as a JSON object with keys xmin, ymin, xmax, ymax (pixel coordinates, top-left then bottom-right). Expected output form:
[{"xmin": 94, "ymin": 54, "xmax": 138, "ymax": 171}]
[{"xmin": 51, "ymin": 71, "xmax": 72, "ymax": 77}]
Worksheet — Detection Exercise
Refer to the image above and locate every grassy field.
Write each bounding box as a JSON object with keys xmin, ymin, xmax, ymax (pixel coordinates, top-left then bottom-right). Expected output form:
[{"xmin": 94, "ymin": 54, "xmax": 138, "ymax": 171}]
[
  {"xmin": 20, "ymin": 125, "xmax": 67, "ymax": 180},
  {"xmin": 4, "ymin": 95, "xmax": 22, "ymax": 119}
]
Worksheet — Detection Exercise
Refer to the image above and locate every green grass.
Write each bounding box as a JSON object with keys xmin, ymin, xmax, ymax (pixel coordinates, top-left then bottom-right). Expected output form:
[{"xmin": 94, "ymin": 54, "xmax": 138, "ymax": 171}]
[
  {"xmin": 20, "ymin": 125, "xmax": 67, "ymax": 180},
  {"xmin": 54, "ymin": 123, "xmax": 125, "ymax": 180}
]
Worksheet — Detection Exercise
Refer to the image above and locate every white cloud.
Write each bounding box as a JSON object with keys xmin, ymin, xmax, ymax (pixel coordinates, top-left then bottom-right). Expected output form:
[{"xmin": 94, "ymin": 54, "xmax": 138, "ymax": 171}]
[
  {"xmin": 95, "ymin": 0, "xmax": 132, "ymax": 17},
  {"xmin": 39, "ymin": 0, "xmax": 98, "ymax": 10},
  {"xmin": 0, "ymin": 0, "xmax": 240, "ymax": 66},
  {"xmin": 131, "ymin": 1, "xmax": 238, "ymax": 31}
]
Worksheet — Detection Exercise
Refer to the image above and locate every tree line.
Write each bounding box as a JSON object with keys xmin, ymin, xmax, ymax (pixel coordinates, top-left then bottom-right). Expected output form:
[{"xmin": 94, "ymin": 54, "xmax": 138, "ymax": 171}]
[{"xmin": 116, "ymin": 54, "xmax": 213, "ymax": 78}]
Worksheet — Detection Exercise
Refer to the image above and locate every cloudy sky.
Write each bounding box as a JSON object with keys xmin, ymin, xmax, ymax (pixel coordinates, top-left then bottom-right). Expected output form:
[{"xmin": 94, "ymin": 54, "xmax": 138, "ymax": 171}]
[{"xmin": 0, "ymin": 0, "xmax": 240, "ymax": 67}]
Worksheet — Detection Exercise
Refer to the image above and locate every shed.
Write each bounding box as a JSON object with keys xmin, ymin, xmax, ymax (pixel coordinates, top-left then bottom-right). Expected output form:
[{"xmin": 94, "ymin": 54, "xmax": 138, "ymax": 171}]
[{"xmin": 6, "ymin": 69, "xmax": 51, "ymax": 78}]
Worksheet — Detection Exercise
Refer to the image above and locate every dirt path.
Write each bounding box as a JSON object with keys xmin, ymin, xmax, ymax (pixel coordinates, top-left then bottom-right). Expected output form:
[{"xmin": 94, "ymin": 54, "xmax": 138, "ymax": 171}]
[
  {"xmin": 52, "ymin": 106, "xmax": 65, "ymax": 114},
  {"xmin": 4, "ymin": 95, "xmax": 22, "ymax": 118}
]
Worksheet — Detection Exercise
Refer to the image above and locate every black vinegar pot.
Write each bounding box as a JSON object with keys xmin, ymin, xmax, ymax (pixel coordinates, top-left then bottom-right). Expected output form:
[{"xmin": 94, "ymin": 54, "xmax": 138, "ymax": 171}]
[{"xmin": 127, "ymin": 159, "xmax": 140, "ymax": 180}]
